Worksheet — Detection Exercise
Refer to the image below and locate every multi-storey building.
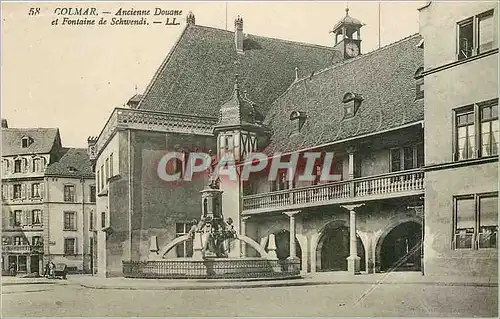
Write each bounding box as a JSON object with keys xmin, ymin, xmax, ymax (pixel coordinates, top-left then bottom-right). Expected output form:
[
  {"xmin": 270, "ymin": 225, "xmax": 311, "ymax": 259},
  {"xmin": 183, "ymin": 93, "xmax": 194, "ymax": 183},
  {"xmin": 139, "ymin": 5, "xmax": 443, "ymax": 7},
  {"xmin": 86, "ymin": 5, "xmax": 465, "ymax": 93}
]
[
  {"xmin": 91, "ymin": 10, "xmax": 434, "ymax": 277},
  {"xmin": 419, "ymin": 1, "xmax": 498, "ymax": 277},
  {"xmin": 1, "ymin": 120, "xmax": 95, "ymax": 275}
]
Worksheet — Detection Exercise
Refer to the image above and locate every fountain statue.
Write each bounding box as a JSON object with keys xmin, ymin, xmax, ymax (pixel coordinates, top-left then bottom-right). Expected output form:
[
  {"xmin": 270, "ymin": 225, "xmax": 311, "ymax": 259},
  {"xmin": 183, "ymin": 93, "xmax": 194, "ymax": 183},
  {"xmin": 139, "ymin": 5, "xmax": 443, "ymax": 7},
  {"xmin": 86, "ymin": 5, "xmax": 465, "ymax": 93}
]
[{"xmin": 189, "ymin": 152, "xmax": 237, "ymax": 258}]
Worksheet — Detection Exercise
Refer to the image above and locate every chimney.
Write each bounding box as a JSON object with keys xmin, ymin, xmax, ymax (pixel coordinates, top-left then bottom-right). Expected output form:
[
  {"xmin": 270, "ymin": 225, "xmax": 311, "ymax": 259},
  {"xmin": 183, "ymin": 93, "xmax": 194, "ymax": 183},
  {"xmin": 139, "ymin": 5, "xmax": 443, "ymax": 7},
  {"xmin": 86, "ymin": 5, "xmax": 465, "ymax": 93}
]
[
  {"xmin": 186, "ymin": 11, "xmax": 195, "ymax": 25},
  {"xmin": 1, "ymin": 118, "xmax": 8, "ymax": 128},
  {"xmin": 234, "ymin": 15, "xmax": 244, "ymax": 54}
]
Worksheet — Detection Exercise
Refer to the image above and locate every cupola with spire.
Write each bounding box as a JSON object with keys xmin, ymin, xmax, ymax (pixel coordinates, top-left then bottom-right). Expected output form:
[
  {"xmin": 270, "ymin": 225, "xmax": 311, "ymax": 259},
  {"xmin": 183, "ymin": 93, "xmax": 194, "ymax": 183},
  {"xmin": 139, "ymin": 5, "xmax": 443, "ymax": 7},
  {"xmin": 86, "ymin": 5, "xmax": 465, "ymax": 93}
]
[
  {"xmin": 331, "ymin": 7, "xmax": 364, "ymax": 60},
  {"xmin": 213, "ymin": 74, "xmax": 270, "ymax": 161}
]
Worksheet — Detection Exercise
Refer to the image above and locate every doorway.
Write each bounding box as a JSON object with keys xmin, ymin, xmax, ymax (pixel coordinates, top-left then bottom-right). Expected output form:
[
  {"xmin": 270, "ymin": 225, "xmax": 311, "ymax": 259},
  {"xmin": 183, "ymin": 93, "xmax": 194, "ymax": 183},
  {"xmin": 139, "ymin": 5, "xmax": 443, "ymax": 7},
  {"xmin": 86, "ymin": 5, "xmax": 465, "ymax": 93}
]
[
  {"xmin": 30, "ymin": 255, "xmax": 40, "ymax": 273},
  {"xmin": 380, "ymin": 221, "xmax": 422, "ymax": 272}
]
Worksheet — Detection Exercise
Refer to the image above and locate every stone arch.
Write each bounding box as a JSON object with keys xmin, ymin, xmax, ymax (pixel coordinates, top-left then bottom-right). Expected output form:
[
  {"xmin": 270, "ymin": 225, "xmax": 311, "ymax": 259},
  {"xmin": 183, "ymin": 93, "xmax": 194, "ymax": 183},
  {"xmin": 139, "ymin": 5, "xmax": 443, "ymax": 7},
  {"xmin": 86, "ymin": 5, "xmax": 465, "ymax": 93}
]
[
  {"xmin": 158, "ymin": 234, "xmax": 191, "ymax": 258},
  {"xmin": 375, "ymin": 216, "xmax": 422, "ymax": 272},
  {"xmin": 235, "ymin": 234, "xmax": 269, "ymax": 258},
  {"xmin": 312, "ymin": 219, "xmax": 366, "ymax": 272}
]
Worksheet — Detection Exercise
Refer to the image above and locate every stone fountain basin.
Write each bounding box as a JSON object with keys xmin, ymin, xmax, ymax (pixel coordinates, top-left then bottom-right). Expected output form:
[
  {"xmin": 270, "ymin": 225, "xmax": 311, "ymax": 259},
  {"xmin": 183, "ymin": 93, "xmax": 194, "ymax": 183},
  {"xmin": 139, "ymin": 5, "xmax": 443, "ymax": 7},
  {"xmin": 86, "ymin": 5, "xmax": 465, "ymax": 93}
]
[{"xmin": 123, "ymin": 257, "xmax": 300, "ymax": 280}]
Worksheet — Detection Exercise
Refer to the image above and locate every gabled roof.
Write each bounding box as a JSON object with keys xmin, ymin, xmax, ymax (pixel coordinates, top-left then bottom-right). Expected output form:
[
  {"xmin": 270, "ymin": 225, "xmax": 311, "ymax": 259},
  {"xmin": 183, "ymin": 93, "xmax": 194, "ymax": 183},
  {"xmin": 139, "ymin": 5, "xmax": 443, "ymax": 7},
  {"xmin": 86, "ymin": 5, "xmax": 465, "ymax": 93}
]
[
  {"xmin": 138, "ymin": 24, "xmax": 340, "ymax": 117},
  {"xmin": 1, "ymin": 128, "xmax": 61, "ymax": 156},
  {"xmin": 45, "ymin": 148, "xmax": 94, "ymax": 178},
  {"xmin": 263, "ymin": 34, "xmax": 424, "ymax": 154}
]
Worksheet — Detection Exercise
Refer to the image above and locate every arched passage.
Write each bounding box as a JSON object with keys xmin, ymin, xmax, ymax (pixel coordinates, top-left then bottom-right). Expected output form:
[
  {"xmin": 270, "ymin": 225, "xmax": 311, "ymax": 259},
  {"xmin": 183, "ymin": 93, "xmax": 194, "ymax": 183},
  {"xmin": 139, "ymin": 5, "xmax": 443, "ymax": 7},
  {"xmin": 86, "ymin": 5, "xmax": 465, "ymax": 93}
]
[
  {"xmin": 316, "ymin": 223, "xmax": 365, "ymax": 272},
  {"xmin": 379, "ymin": 221, "xmax": 422, "ymax": 272}
]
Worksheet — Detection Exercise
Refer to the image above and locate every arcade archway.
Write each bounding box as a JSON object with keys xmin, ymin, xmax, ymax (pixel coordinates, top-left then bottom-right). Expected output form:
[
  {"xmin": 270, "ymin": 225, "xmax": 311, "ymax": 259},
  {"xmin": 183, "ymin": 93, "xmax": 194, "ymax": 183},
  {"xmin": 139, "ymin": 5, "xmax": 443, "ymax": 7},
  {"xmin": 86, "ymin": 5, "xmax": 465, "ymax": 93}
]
[
  {"xmin": 316, "ymin": 224, "xmax": 365, "ymax": 272},
  {"xmin": 274, "ymin": 230, "xmax": 302, "ymax": 260},
  {"xmin": 265, "ymin": 230, "xmax": 302, "ymax": 269},
  {"xmin": 379, "ymin": 221, "xmax": 422, "ymax": 272}
]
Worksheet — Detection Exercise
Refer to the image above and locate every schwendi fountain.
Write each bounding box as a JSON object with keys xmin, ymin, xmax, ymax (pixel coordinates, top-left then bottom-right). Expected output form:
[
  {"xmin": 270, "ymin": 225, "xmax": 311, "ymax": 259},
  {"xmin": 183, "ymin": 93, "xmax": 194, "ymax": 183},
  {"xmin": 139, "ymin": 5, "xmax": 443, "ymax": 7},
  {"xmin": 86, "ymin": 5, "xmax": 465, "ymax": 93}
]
[{"xmin": 122, "ymin": 164, "xmax": 300, "ymax": 280}]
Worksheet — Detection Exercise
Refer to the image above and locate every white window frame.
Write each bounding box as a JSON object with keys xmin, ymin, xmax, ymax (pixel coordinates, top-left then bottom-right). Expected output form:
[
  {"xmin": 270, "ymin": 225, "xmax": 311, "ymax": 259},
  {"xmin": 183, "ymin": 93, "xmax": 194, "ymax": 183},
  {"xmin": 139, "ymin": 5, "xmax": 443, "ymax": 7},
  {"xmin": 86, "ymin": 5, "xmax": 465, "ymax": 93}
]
[{"xmin": 457, "ymin": 9, "xmax": 496, "ymax": 60}]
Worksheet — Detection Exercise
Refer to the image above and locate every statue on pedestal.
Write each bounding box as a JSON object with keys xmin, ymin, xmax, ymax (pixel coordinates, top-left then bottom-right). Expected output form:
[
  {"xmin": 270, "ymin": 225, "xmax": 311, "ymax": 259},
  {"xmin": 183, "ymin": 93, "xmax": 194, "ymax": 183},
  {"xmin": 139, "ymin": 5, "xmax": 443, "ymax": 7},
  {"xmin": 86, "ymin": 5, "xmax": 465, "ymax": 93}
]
[{"xmin": 191, "ymin": 156, "xmax": 237, "ymax": 258}]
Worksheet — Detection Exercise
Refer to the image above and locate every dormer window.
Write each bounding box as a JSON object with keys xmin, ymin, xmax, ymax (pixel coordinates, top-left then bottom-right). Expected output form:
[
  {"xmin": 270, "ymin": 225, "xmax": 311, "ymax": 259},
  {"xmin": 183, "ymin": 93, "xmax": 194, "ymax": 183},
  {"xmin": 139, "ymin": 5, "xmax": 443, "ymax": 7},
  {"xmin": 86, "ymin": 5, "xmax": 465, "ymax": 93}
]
[
  {"xmin": 343, "ymin": 92, "xmax": 363, "ymax": 119},
  {"xmin": 68, "ymin": 166, "xmax": 78, "ymax": 173},
  {"xmin": 21, "ymin": 136, "xmax": 32, "ymax": 148},
  {"xmin": 290, "ymin": 111, "xmax": 307, "ymax": 135},
  {"xmin": 415, "ymin": 67, "xmax": 424, "ymax": 100}
]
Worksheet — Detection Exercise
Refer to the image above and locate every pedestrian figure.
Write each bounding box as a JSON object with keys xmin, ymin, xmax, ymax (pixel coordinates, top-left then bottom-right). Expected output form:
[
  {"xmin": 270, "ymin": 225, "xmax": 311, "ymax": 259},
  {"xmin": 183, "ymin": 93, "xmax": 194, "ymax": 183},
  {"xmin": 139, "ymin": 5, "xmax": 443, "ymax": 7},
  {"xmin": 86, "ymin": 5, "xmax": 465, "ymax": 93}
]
[
  {"xmin": 44, "ymin": 262, "xmax": 51, "ymax": 277},
  {"xmin": 48, "ymin": 261, "xmax": 55, "ymax": 279},
  {"xmin": 9, "ymin": 262, "xmax": 17, "ymax": 276}
]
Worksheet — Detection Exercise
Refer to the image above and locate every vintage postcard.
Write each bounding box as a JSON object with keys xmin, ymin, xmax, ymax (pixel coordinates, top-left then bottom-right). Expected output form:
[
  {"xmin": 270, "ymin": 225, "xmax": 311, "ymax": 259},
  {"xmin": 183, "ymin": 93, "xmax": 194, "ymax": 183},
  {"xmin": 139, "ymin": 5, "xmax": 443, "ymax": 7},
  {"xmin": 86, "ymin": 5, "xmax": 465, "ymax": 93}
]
[{"xmin": 1, "ymin": 1, "xmax": 498, "ymax": 317}]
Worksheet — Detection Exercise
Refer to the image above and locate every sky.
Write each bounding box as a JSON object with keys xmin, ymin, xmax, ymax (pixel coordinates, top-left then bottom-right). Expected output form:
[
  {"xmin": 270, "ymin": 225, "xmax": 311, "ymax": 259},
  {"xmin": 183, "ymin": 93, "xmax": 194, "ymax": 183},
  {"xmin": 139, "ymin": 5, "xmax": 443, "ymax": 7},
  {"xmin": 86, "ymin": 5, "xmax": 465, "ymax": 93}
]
[{"xmin": 1, "ymin": 1, "xmax": 426, "ymax": 148}]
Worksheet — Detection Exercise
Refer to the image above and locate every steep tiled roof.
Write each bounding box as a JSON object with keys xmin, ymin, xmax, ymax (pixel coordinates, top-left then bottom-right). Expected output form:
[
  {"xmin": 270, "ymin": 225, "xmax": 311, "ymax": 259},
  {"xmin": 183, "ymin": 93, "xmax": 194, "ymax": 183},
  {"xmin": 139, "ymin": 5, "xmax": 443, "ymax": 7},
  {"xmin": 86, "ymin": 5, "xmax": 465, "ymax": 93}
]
[
  {"xmin": 45, "ymin": 148, "xmax": 94, "ymax": 178},
  {"xmin": 138, "ymin": 24, "xmax": 340, "ymax": 117},
  {"xmin": 263, "ymin": 34, "xmax": 424, "ymax": 154},
  {"xmin": 1, "ymin": 128, "xmax": 60, "ymax": 156}
]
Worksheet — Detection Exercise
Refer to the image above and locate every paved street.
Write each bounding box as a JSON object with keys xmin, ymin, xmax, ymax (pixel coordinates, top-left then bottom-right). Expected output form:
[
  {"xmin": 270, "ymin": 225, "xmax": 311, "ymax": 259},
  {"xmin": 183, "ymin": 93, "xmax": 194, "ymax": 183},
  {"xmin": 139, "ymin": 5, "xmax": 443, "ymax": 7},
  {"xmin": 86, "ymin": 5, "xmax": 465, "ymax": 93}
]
[{"xmin": 2, "ymin": 281, "xmax": 497, "ymax": 317}]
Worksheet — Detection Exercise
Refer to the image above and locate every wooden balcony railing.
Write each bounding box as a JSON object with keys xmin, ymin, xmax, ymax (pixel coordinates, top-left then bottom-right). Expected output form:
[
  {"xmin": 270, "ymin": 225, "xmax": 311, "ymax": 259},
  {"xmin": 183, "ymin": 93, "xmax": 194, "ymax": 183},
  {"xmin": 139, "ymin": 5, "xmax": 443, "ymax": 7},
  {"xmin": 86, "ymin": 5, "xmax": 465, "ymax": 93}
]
[
  {"xmin": 2, "ymin": 244, "xmax": 44, "ymax": 253},
  {"xmin": 243, "ymin": 169, "xmax": 424, "ymax": 212}
]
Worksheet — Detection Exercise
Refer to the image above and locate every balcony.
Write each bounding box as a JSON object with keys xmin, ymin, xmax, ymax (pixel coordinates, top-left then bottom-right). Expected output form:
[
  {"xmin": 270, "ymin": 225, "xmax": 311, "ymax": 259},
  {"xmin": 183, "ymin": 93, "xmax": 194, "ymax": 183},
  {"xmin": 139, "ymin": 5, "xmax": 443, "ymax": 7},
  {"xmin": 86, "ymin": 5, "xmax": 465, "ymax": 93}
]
[
  {"xmin": 243, "ymin": 169, "xmax": 424, "ymax": 214},
  {"xmin": 2, "ymin": 244, "xmax": 44, "ymax": 254}
]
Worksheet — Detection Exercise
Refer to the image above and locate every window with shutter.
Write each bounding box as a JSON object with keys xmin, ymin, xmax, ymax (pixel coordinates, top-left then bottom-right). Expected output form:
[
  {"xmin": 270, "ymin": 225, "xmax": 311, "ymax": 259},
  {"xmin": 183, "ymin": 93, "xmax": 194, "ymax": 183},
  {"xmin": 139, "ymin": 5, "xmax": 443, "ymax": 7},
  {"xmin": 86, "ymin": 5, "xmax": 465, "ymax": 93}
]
[
  {"xmin": 13, "ymin": 184, "xmax": 21, "ymax": 199},
  {"xmin": 40, "ymin": 183, "xmax": 45, "ymax": 199},
  {"xmin": 64, "ymin": 238, "xmax": 76, "ymax": 255},
  {"xmin": 1, "ymin": 185, "xmax": 8, "ymax": 200},
  {"xmin": 14, "ymin": 159, "xmax": 21, "ymax": 173},
  {"xmin": 22, "ymin": 158, "xmax": 28, "ymax": 173},
  {"xmin": 64, "ymin": 211, "xmax": 77, "ymax": 230},
  {"xmin": 3, "ymin": 159, "xmax": 10, "ymax": 175},
  {"xmin": 9, "ymin": 211, "xmax": 15, "ymax": 227},
  {"xmin": 14, "ymin": 210, "xmax": 22, "ymax": 226},
  {"xmin": 25, "ymin": 210, "xmax": 32, "ymax": 225},
  {"xmin": 32, "ymin": 210, "xmax": 42, "ymax": 225},
  {"xmin": 64, "ymin": 185, "xmax": 76, "ymax": 202},
  {"xmin": 21, "ymin": 184, "xmax": 26, "ymax": 199},
  {"xmin": 33, "ymin": 158, "xmax": 41, "ymax": 172}
]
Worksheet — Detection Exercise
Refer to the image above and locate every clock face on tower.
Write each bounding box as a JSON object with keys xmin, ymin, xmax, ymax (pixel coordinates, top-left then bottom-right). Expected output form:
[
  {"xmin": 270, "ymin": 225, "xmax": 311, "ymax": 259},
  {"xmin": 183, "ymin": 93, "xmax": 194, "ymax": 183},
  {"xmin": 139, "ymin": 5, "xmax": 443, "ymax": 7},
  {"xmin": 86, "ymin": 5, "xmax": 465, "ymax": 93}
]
[{"xmin": 346, "ymin": 42, "xmax": 360, "ymax": 58}]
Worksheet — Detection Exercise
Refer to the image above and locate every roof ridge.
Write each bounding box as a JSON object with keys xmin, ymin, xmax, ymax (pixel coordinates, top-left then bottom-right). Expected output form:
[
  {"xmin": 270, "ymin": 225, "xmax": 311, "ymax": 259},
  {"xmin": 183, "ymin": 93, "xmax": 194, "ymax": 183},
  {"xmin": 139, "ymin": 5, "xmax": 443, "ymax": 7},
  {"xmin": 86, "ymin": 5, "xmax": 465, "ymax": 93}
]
[
  {"xmin": 293, "ymin": 33, "xmax": 421, "ymax": 85},
  {"xmin": 248, "ymin": 33, "xmax": 336, "ymax": 51},
  {"xmin": 192, "ymin": 24, "xmax": 336, "ymax": 51}
]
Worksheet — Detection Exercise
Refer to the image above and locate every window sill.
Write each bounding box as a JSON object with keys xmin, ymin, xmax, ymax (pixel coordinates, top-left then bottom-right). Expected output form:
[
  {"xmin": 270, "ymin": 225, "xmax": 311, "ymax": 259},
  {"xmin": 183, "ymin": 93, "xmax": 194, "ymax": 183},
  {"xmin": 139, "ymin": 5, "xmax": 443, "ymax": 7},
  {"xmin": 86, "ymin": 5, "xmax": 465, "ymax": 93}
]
[
  {"xmin": 422, "ymin": 48, "xmax": 498, "ymax": 76},
  {"xmin": 424, "ymin": 155, "xmax": 498, "ymax": 172},
  {"xmin": 63, "ymin": 229, "xmax": 77, "ymax": 232}
]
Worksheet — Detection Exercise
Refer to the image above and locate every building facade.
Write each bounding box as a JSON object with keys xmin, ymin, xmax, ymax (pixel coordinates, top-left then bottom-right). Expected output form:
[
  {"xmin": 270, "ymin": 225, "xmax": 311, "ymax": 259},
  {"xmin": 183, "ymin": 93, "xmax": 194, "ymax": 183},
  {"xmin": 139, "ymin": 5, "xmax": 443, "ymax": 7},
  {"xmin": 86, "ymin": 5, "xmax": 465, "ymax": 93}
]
[
  {"xmin": 1, "ymin": 120, "xmax": 96, "ymax": 275},
  {"xmin": 419, "ymin": 1, "xmax": 498, "ymax": 277},
  {"xmin": 91, "ymin": 6, "xmax": 497, "ymax": 279}
]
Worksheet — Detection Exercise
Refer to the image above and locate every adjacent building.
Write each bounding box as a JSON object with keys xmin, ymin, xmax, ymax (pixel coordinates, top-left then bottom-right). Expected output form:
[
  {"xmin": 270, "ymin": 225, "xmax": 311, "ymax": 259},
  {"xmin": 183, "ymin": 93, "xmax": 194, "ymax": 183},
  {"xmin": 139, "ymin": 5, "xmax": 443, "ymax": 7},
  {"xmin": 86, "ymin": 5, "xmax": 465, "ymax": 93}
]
[
  {"xmin": 419, "ymin": 1, "xmax": 498, "ymax": 277},
  {"xmin": 1, "ymin": 120, "xmax": 96, "ymax": 275}
]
